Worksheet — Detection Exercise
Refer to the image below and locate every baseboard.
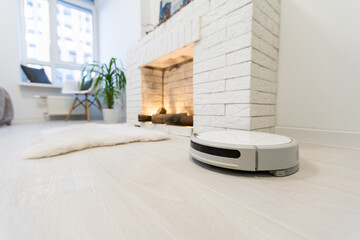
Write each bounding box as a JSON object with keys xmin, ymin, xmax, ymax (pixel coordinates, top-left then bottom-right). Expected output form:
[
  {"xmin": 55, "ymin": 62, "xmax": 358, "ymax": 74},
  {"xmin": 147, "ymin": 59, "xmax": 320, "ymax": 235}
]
[{"xmin": 276, "ymin": 126, "xmax": 360, "ymax": 149}]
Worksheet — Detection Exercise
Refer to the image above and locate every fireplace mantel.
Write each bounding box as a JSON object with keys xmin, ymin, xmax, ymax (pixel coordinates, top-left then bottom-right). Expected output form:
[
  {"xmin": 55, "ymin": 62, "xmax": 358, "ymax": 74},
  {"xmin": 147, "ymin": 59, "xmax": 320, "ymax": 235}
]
[{"xmin": 128, "ymin": 0, "xmax": 202, "ymax": 68}]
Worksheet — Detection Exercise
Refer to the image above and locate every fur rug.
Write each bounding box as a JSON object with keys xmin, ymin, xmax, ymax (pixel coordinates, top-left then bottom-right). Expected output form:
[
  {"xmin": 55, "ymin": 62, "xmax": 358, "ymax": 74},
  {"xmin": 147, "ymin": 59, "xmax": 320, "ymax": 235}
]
[{"xmin": 24, "ymin": 123, "xmax": 170, "ymax": 159}]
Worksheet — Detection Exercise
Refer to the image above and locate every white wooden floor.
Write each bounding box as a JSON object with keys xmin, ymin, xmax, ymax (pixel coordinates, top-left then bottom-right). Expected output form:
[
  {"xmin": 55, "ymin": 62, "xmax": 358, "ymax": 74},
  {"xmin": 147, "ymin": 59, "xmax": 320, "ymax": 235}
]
[{"xmin": 0, "ymin": 122, "xmax": 359, "ymax": 240}]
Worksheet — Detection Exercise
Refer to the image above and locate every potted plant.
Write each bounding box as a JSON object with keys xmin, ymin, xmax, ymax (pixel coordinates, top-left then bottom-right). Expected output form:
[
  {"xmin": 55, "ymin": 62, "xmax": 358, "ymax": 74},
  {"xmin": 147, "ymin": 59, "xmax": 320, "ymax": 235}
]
[{"xmin": 82, "ymin": 58, "xmax": 126, "ymax": 123}]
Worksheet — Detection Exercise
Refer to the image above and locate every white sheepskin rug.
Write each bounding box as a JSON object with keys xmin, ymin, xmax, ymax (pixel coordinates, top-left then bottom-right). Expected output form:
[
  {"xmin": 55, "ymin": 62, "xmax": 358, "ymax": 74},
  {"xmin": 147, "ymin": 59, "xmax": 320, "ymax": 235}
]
[{"xmin": 24, "ymin": 123, "xmax": 170, "ymax": 159}]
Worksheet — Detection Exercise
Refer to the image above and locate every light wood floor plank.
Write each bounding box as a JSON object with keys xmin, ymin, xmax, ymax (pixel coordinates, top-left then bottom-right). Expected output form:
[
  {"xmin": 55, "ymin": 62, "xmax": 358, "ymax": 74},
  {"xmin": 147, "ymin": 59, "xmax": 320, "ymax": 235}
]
[{"xmin": 0, "ymin": 122, "xmax": 359, "ymax": 240}]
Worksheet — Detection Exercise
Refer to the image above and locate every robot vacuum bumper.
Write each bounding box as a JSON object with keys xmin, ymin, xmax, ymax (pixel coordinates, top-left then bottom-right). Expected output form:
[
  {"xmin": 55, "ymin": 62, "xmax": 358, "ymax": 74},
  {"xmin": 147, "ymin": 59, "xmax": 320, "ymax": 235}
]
[{"xmin": 189, "ymin": 130, "xmax": 299, "ymax": 177}]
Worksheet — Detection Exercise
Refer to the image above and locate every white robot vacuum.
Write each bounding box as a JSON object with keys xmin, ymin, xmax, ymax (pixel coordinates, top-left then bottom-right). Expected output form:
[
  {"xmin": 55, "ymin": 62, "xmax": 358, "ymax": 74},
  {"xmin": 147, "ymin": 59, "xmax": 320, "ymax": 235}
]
[{"xmin": 189, "ymin": 130, "xmax": 299, "ymax": 177}]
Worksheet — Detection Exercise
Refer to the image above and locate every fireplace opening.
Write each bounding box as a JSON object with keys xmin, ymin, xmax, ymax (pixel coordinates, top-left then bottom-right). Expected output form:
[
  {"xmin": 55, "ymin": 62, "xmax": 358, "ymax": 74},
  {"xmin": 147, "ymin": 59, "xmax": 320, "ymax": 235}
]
[{"xmin": 138, "ymin": 44, "xmax": 194, "ymax": 127}]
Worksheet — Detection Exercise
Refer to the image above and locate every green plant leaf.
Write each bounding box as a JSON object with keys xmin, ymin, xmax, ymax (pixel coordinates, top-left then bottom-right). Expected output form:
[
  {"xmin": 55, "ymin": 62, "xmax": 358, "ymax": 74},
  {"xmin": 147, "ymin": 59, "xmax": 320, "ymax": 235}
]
[{"xmin": 81, "ymin": 58, "xmax": 126, "ymax": 109}]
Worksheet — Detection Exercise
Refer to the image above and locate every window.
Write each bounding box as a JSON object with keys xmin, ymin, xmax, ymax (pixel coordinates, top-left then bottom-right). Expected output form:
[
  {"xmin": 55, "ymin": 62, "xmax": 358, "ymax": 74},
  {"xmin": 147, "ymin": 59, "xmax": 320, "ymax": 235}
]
[
  {"xmin": 19, "ymin": 0, "xmax": 97, "ymax": 85},
  {"xmin": 57, "ymin": 1, "xmax": 94, "ymax": 64},
  {"xmin": 23, "ymin": 0, "xmax": 50, "ymax": 62},
  {"xmin": 56, "ymin": 68, "xmax": 81, "ymax": 84}
]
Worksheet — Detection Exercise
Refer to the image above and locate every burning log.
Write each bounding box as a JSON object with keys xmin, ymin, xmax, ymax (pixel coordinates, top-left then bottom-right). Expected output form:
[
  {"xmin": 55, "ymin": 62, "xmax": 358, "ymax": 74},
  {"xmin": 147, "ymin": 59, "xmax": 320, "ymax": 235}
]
[
  {"xmin": 151, "ymin": 114, "xmax": 171, "ymax": 124},
  {"xmin": 138, "ymin": 114, "xmax": 152, "ymax": 122},
  {"xmin": 149, "ymin": 113, "xmax": 193, "ymax": 126},
  {"xmin": 164, "ymin": 114, "xmax": 193, "ymax": 126},
  {"xmin": 152, "ymin": 113, "xmax": 187, "ymax": 124},
  {"xmin": 156, "ymin": 107, "xmax": 167, "ymax": 114}
]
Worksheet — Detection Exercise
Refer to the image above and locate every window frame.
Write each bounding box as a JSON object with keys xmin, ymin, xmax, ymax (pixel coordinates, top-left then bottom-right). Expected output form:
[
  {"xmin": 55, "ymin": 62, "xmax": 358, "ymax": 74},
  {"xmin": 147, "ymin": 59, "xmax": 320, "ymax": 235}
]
[{"xmin": 18, "ymin": 0, "xmax": 99, "ymax": 84}]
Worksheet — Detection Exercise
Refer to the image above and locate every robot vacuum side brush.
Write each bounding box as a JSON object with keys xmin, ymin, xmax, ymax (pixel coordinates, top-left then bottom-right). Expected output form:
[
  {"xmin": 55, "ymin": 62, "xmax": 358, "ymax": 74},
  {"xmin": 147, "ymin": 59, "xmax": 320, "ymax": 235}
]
[{"xmin": 189, "ymin": 130, "xmax": 299, "ymax": 177}]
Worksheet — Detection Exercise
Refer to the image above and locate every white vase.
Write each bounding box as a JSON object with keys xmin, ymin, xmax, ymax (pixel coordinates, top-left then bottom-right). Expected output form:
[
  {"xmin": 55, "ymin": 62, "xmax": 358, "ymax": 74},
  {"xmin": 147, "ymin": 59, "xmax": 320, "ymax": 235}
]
[{"xmin": 103, "ymin": 109, "xmax": 119, "ymax": 124}]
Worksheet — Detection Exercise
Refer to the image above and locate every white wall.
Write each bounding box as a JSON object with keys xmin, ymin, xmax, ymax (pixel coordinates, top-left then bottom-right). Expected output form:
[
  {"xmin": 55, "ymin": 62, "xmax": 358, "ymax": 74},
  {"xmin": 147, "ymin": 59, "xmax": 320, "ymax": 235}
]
[
  {"xmin": 276, "ymin": 0, "xmax": 360, "ymax": 148},
  {"xmin": 97, "ymin": 0, "xmax": 141, "ymax": 122},
  {"xmin": 97, "ymin": 0, "xmax": 141, "ymax": 65},
  {"xmin": 140, "ymin": 0, "xmax": 160, "ymax": 37}
]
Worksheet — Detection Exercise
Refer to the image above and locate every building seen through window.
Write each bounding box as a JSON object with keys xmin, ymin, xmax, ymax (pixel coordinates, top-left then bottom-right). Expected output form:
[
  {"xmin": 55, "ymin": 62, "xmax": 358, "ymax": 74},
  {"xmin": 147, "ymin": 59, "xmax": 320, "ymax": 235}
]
[{"xmin": 21, "ymin": 0, "xmax": 96, "ymax": 84}]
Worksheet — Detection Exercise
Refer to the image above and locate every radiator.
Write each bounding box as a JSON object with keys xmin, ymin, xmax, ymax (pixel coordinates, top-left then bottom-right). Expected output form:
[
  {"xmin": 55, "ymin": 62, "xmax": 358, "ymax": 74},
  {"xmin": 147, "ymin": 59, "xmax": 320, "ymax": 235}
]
[{"xmin": 35, "ymin": 95, "xmax": 84, "ymax": 117}]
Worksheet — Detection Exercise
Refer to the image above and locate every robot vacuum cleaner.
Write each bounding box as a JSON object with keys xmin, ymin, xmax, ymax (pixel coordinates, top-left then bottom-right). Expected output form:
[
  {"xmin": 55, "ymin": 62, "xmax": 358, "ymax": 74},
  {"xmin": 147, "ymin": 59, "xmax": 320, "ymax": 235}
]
[{"xmin": 190, "ymin": 130, "xmax": 299, "ymax": 177}]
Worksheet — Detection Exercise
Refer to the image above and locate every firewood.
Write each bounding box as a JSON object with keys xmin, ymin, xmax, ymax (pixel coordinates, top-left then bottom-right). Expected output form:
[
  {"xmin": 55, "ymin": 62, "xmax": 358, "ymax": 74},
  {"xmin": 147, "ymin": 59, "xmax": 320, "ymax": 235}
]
[
  {"xmin": 138, "ymin": 114, "xmax": 152, "ymax": 122},
  {"xmin": 151, "ymin": 114, "xmax": 170, "ymax": 124},
  {"xmin": 152, "ymin": 113, "xmax": 193, "ymax": 126},
  {"xmin": 179, "ymin": 116, "xmax": 193, "ymax": 126},
  {"xmin": 152, "ymin": 113, "xmax": 185, "ymax": 124},
  {"xmin": 164, "ymin": 113, "xmax": 193, "ymax": 126},
  {"xmin": 156, "ymin": 107, "xmax": 167, "ymax": 114}
]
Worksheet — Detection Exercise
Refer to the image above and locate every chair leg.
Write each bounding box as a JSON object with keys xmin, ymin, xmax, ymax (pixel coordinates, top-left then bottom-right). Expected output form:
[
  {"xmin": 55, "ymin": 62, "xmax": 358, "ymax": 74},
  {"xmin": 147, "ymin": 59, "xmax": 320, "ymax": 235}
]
[
  {"xmin": 85, "ymin": 94, "xmax": 90, "ymax": 121},
  {"xmin": 95, "ymin": 98, "xmax": 103, "ymax": 113},
  {"xmin": 66, "ymin": 98, "xmax": 78, "ymax": 121}
]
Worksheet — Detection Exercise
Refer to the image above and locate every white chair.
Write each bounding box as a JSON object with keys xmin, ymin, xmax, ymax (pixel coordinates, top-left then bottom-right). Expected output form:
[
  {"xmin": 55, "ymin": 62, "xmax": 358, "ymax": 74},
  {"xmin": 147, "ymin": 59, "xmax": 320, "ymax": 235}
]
[{"xmin": 61, "ymin": 80, "xmax": 102, "ymax": 121}]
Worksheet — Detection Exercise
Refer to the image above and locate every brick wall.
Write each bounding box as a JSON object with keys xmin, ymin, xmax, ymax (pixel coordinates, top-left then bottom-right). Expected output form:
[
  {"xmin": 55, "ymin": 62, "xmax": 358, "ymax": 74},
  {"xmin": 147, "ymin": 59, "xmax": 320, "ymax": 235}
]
[
  {"xmin": 141, "ymin": 60, "xmax": 193, "ymax": 115},
  {"xmin": 250, "ymin": 0, "xmax": 280, "ymax": 133},
  {"xmin": 141, "ymin": 68, "xmax": 163, "ymax": 115},
  {"xmin": 163, "ymin": 60, "xmax": 193, "ymax": 114},
  {"xmin": 127, "ymin": 0, "xmax": 281, "ymax": 133}
]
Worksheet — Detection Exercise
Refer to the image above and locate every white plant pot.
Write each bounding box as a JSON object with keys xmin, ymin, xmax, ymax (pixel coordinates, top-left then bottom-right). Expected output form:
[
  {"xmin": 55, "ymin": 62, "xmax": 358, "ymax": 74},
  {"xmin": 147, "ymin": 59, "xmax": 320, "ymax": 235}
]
[{"xmin": 103, "ymin": 109, "xmax": 119, "ymax": 124}]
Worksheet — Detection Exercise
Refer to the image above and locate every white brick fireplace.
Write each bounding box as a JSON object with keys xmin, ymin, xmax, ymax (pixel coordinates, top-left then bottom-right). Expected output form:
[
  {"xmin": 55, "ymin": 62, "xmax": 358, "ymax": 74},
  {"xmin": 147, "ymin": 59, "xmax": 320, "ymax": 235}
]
[{"xmin": 127, "ymin": 0, "xmax": 281, "ymax": 134}]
